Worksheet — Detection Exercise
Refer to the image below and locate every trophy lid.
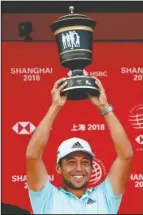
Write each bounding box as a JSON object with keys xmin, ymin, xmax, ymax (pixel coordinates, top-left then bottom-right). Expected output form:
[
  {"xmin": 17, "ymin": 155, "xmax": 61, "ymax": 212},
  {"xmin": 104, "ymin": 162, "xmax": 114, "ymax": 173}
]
[{"xmin": 51, "ymin": 6, "xmax": 96, "ymax": 33}]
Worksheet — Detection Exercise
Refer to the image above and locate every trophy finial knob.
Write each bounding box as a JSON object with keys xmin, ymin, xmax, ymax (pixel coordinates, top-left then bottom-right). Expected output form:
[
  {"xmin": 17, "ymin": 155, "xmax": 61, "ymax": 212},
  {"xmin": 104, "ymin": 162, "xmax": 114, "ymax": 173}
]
[{"xmin": 69, "ymin": 6, "xmax": 74, "ymax": 14}]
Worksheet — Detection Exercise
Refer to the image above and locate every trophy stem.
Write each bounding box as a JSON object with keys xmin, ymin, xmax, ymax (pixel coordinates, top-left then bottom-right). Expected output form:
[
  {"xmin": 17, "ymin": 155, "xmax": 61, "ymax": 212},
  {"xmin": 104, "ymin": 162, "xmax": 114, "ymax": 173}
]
[{"xmin": 71, "ymin": 69, "xmax": 83, "ymax": 76}]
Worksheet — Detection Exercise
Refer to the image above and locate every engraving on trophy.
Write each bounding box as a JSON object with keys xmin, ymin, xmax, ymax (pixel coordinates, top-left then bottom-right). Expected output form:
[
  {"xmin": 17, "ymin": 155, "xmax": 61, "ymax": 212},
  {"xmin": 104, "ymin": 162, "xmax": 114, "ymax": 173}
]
[
  {"xmin": 76, "ymin": 80, "xmax": 83, "ymax": 85},
  {"xmin": 68, "ymin": 80, "xmax": 74, "ymax": 87},
  {"xmin": 85, "ymin": 80, "xmax": 92, "ymax": 85},
  {"xmin": 62, "ymin": 31, "xmax": 80, "ymax": 50}
]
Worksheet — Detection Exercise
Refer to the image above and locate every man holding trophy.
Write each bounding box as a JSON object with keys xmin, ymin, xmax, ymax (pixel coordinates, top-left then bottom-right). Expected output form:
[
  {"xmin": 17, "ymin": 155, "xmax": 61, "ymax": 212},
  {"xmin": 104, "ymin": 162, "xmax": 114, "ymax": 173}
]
[{"xmin": 26, "ymin": 7, "xmax": 133, "ymax": 214}]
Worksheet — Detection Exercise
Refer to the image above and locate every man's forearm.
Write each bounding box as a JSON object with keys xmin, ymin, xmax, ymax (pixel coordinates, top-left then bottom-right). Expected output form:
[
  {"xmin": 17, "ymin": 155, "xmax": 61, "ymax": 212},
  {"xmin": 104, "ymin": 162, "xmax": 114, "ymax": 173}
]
[
  {"xmin": 26, "ymin": 104, "xmax": 61, "ymax": 159},
  {"xmin": 103, "ymin": 111, "xmax": 133, "ymax": 160}
]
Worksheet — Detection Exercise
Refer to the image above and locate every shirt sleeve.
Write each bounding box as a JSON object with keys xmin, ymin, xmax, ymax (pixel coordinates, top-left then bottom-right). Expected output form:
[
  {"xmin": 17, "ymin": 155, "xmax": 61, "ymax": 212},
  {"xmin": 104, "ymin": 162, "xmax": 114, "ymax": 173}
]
[
  {"xmin": 28, "ymin": 177, "xmax": 57, "ymax": 214},
  {"xmin": 99, "ymin": 176, "xmax": 123, "ymax": 214}
]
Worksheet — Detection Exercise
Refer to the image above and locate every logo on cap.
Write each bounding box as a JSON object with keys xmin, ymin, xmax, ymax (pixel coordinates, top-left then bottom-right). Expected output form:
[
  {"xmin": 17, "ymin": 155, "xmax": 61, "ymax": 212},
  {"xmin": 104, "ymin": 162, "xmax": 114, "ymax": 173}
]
[{"xmin": 71, "ymin": 142, "xmax": 84, "ymax": 148}]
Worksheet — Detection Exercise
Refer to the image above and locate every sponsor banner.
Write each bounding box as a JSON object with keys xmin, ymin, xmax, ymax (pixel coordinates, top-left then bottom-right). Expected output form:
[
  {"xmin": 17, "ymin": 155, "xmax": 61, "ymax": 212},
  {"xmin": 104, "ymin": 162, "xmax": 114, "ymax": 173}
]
[
  {"xmin": 12, "ymin": 122, "xmax": 36, "ymax": 134},
  {"xmin": 135, "ymin": 135, "xmax": 143, "ymax": 145},
  {"xmin": 129, "ymin": 104, "xmax": 143, "ymax": 130},
  {"xmin": 12, "ymin": 174, "xmax": 55, "ymax": 189},
  {"xmin": 10, "ymin": 67, "xmax": 53, "ymax": 82},
  {"xmin": 2, "ymin": 42, "xmax": 143, "ymax": 214},
  {"xmin": 90, "ymin": 70, "xmax": 108, "ymax": 77},
  {"xmin": 135, "ymin": 134, "xmax": 143, "ymax": 152},
  {"xmin": 130, "ymin": 174, "xmax": 143, "ymax": 188},
  {"xmin": 121, "ymin": 67, "xmax": 143, "ymax": 82},
  {"xmin": 89, "ymin": 158, "xmax": 106, "ymax": 186},
  {"xmin": 71, "ymin": 123, "xmax": 105, "ymax": 131}
]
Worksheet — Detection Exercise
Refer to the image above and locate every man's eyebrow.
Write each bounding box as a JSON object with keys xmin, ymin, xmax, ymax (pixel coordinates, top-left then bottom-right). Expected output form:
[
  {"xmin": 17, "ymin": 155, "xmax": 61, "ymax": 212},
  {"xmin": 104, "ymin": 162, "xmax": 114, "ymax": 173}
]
[
  {"xmin": 65, "ymin": 157, "xmax": 91, "ymax": 161},
  {"xmin": 64, "ymin": 155, "xmax": 75, "ymax": 160},
  {"xmin": 82, "ymin": 157, "xmax": 90, "ymax": 160},
  {"xmin": 82, "ymin": 158, "xmax": 91, "ymax": 162},
  {"xmin": 65, "ymin": 157, "xmax": 75, "ymax": 160}
]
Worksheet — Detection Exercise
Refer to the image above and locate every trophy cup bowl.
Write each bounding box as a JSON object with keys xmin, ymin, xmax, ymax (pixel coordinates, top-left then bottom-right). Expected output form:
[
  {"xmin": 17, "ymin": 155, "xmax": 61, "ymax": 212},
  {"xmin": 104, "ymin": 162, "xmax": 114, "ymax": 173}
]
[{"xmin": 50, "ymin": 6, "xmax": 99, "ymax": 100}]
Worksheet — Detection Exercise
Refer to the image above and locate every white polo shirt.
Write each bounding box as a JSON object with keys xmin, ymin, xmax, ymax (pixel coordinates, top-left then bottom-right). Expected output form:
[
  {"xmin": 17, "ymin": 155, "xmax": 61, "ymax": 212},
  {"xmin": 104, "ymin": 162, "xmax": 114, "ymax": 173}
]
[{"xmin": 28, "ymin": 176, "xmax": 123, "ymax": 214}]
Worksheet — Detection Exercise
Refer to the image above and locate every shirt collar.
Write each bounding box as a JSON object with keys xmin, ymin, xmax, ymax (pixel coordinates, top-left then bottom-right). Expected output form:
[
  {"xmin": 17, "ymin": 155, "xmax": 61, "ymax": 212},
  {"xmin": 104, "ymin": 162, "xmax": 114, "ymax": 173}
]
[{"xmin": 58, "ymin": 187, "xmax": 96, "ymax": 201}]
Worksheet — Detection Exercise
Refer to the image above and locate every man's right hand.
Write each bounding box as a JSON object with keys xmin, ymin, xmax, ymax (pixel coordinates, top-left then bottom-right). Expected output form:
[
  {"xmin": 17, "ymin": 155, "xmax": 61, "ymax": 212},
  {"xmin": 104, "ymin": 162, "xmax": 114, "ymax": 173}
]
[
  {"xmin": 51, "ymin": 78, "xmax": 68, "ymax": 107},
  {"xmin": 26, "ymin": 78, "xmax": 67, "ymax": 192}
]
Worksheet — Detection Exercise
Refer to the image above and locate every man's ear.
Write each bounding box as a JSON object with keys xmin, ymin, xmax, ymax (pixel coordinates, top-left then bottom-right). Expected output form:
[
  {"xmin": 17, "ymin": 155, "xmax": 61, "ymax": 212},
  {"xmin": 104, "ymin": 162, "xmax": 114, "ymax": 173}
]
[{"xmin": 56, "ymin": 163, "xmax": 61, "ymax": 175}]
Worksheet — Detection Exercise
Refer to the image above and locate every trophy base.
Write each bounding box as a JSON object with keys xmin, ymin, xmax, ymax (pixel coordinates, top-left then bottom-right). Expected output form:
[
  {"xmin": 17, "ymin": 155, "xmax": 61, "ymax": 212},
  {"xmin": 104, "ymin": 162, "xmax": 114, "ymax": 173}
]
[
  {"xmin": 60, "ymin": 76, "xmax": 100, "ymax": 100},
  {"xmin": 62, "ymin": 87, "xmax": 99, "ymax": 100}
]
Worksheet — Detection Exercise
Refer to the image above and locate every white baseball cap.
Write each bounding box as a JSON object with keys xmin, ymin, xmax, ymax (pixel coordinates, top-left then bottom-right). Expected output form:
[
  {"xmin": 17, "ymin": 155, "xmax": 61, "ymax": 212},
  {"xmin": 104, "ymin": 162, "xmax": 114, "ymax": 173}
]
[{"xmin": 57, "ymin": 137, "xmax": 95, "ymax": 163}]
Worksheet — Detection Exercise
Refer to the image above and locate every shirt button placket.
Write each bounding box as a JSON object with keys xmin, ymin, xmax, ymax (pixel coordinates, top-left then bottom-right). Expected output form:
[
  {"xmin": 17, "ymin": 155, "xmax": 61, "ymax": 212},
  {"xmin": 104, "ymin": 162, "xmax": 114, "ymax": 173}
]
[{"xmin": 77, "ymin": 201, "xmax": 82, "ymax": 214}]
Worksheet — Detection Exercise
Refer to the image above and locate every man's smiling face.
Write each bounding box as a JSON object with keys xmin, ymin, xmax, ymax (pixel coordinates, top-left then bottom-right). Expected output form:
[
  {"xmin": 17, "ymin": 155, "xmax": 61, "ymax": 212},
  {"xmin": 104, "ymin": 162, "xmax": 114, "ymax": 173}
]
[{"xmin": 57, "ymin": 151, "xmax": 93, "ymax": 190}]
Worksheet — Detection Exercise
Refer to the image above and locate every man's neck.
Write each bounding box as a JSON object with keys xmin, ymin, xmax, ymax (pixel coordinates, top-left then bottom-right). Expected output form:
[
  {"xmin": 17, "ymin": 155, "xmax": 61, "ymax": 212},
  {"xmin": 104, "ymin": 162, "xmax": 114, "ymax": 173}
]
[{"xmin": 62, "ymin": 185, "xmax": 87, "ymax": 198}]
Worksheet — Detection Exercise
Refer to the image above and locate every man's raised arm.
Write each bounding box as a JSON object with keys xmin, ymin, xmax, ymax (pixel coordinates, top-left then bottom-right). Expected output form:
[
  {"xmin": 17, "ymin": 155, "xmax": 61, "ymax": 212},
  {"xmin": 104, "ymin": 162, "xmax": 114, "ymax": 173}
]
[
  {"xmin": 88, "ymin": 77, "xmax": 133, "ymax": 196},
  {"xmin": 26, "ymin": 78, "xmax": 67, "ymax": 191}
]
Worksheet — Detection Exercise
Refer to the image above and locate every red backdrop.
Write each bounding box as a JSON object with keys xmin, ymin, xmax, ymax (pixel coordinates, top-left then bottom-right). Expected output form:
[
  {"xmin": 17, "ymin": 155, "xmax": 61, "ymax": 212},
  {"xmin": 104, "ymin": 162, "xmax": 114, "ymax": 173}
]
[{"xmin": 2, "ymin": 42, "xmax": 143, "ymax": 214}]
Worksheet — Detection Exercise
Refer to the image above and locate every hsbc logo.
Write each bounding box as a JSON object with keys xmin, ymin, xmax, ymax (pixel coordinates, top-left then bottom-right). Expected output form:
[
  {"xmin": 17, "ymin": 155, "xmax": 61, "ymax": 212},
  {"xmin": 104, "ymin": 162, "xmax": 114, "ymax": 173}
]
[
  {"xmin": 12, "ymin": 122, "xmax": 36, "ymax": 134},
  {"xmin": 135, "ymin": 135, "xmax": 143, "ymax": 144}
]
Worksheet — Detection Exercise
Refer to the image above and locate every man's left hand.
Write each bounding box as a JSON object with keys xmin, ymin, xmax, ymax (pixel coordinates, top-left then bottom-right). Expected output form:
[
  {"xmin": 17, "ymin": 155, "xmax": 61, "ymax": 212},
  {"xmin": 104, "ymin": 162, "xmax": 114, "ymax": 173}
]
[{"xmin": 87, "ymin": 76, "xmax": 109, "ymax": 112}]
